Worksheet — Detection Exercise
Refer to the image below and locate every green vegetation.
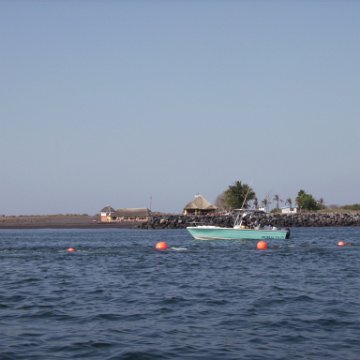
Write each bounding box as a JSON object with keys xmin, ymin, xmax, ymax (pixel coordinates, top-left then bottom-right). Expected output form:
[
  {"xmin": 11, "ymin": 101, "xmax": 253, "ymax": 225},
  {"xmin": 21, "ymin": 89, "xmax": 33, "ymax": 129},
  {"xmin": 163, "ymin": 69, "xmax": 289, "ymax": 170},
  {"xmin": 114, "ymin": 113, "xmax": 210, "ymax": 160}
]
[
  {"xmin": 216, "ymin": 181, "xmax": 256, "ymax": 210},
  {"xmin": 341, "ymin": 204, "xmax": 360, "ymax": 211},
  {"xmin": 295, "ymin": 189, "xmax": 325, "ymax": 211},
  {"xmin": 216, "ymin": 181, "xmax": 332, "ymax": 213}
]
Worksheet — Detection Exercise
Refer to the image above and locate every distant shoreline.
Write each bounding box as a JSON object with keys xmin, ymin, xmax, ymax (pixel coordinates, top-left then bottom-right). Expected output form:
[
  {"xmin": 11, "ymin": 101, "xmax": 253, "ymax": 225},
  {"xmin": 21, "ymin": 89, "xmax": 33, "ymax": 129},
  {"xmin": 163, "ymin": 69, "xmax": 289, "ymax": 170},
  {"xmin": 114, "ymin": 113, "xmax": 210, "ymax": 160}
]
[
  {"xmin": 1, "ymin": 211, "xmax": 360, "ymax": 229},
  {"xmin": 0, "ymin": 215, "xmax": 138, "ymax": 230},
  {"xmin": 0, "ymin": 223, "xmax": 137, "ymax": 230}
]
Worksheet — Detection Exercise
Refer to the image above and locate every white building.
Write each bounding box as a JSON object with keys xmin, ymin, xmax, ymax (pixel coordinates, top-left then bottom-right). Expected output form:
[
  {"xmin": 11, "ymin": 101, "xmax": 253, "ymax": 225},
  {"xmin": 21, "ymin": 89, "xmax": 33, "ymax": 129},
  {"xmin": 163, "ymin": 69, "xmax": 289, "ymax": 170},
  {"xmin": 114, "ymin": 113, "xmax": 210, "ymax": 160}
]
[{"xmin": 281, "ymin": 207, "xmax": 298, "ymax": 214}]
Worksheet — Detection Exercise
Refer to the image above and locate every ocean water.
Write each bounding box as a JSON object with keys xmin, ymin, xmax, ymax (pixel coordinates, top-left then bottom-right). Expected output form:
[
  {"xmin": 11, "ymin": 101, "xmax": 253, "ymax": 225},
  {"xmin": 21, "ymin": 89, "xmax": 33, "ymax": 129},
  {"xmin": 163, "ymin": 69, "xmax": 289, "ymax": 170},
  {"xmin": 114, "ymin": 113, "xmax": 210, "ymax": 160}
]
[{"xmin": 0, "ymin": 227, "xmax": 359, "ymax": 360}]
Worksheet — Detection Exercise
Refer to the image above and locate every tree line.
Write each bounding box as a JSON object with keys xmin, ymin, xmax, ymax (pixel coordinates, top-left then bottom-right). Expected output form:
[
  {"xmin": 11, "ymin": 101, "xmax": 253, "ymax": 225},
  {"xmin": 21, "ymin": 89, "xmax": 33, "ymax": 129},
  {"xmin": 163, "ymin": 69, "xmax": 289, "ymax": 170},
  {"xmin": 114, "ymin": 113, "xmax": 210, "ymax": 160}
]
[{"xmin": 215, "ymin": 181, "xmax": 326, "ymax": 212}]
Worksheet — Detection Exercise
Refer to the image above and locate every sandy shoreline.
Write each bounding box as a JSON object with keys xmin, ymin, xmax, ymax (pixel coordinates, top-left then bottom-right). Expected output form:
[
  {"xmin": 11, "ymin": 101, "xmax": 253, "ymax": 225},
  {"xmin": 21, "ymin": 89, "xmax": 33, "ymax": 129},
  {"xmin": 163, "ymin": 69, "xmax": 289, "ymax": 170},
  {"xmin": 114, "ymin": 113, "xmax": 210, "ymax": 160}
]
[
  {"xmin": 0, "ymin": 215, "xmax": 139, "ymax": 229},
  {"xmin": 0, "ymin": 223, "xmax": 137, "ymax": 229}
]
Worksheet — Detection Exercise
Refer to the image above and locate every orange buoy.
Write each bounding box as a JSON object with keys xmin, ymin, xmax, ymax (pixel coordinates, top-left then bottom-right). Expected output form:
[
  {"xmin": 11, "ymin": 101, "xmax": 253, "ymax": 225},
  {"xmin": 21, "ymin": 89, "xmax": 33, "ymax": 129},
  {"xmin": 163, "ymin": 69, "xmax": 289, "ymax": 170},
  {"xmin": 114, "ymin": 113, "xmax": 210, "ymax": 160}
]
[
  {"xmin": 257, "ymin": 240, "xmax": 268, "ymax": 250},
  {"xmin": 67, "ymin": 247, "xmax": 77, "ymax": 252},
  {"xmin": 337, "ymin": 241, "xmax": 346, "ymax": 247},
  {"xmin": 155, "ymin": 241, "xmax": 168, "ymax": 251}
]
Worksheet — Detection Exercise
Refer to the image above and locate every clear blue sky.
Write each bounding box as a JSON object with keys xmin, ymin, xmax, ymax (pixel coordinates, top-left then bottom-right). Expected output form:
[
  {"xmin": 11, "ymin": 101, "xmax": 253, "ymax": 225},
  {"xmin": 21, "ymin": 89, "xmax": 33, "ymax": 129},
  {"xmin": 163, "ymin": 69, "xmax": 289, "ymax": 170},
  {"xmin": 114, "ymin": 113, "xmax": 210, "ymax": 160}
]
[{"xmin": 1, "ymin": 0, "xmax": 359, "ymax": 215}]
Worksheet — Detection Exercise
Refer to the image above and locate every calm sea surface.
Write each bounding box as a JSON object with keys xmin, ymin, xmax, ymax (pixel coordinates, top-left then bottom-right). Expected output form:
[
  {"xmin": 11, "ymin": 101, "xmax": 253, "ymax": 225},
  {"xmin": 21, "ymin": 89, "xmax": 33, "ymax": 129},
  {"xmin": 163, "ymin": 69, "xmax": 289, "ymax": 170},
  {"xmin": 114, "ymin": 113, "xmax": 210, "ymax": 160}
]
[{"xmin": 1, "ymin": 227, "xmax": 360, "ymax": 360}]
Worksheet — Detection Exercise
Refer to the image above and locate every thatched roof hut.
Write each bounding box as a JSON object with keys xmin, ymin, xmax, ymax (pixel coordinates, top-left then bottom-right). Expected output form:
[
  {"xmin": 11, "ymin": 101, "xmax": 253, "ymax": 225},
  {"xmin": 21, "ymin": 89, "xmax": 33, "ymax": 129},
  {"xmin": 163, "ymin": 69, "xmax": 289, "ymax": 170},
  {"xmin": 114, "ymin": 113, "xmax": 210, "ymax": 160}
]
[{"xmin": 183, "ymin": 195, "xmax": 217, "ymax": 215}]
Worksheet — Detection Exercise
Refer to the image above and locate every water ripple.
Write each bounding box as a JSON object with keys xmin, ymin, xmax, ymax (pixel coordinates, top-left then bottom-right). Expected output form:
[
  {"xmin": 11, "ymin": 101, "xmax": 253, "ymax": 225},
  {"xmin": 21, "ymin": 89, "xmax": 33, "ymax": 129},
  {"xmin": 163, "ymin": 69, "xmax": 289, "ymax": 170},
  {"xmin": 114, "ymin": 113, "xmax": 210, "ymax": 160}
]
[{"xmin": 0, "ymin": 228, "xmax": 360, "ymax": 359}]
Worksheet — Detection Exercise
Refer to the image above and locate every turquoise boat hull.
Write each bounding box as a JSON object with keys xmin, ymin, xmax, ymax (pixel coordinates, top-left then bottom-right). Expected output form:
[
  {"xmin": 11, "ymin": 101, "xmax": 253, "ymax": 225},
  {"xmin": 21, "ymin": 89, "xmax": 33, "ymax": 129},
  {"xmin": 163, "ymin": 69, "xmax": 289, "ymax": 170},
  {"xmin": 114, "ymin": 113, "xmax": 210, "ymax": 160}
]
[{"xmin": 187, "ymin": 226, "xmax": 290, "ymax": 240}]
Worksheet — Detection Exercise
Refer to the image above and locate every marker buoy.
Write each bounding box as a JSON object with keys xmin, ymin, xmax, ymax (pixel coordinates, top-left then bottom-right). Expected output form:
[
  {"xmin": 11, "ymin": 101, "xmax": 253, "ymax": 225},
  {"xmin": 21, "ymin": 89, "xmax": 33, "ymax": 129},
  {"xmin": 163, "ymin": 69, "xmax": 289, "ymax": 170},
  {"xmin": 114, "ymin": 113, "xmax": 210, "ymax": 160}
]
[
  {"xmin": 337, "ymin": 241, "xmax": 346, "ymax": 247},
  {"xmin": 67, "ymin": 247, "xmax": 77, "ymax": 252},
  {"xmin": 155, "ymin": 241, "xmax": 168, "ymax": 251},
  {"xmin": 257, "ymin": 240, "xmax": 268, "ymax": 250}
]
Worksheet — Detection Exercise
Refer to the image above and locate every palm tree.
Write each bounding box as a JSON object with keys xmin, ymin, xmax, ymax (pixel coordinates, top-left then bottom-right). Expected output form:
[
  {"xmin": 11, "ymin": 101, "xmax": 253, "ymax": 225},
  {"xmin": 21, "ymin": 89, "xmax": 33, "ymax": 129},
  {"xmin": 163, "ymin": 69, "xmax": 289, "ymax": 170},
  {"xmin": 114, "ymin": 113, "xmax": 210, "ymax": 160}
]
[
  {"xmin": 273, "ymin": 194, "xmax": 281, "ymax": 209},
  {"xmin": 285, "ymin": 198, "xmax": 292, "ymax": 208},
  {"xmin": 261, "ymin": 197, "xmax": 271, "ymax": 212},
  {"xmin": 318, "ymin": 198, "xmax": 325, "ymax": 209},
  {"xmin": 223, "ymin": 181, "xmax": 256, "ymax": 209}
]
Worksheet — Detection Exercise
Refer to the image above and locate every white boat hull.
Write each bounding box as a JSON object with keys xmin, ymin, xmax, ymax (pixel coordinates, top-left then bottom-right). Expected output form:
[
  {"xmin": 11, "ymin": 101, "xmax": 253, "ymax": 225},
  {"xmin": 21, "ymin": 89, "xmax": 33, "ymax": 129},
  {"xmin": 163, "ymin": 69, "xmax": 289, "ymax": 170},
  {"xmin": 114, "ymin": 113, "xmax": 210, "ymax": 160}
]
[{"xmin": 187, "ymin": 226, "xmax": 290, "ymax": 240}]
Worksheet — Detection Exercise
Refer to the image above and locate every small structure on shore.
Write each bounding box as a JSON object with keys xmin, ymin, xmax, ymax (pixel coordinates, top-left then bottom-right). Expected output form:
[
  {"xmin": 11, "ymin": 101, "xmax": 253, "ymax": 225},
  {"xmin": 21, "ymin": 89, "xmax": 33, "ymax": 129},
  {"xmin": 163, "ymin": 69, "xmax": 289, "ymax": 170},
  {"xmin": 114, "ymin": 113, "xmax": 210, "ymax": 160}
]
[
  {"xmin": 281, "ymin": 206, "xmax": 298, "ymax": 214},
  {"xmin": 99, "ymin": 206, "xmax": 150, "ymax": 223},
  {"xmin": 100, "ymin": 206, "xmax": 117, "ymax": 222},
  {"xmin": 115, "ymin": 208, "xmax": 150, "ymax": 222},
  {"xmin": 183, "ymin": 194, "xmax": 217, "ymax": 216}
]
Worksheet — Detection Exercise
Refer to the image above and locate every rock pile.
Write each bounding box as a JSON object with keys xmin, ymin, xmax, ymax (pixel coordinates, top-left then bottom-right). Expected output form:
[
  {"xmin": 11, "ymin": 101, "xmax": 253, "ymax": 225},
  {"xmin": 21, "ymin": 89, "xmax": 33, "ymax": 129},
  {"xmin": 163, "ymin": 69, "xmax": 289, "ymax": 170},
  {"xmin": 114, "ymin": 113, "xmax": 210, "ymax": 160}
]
[{"xmin": 141, "ymin": 212, "xmax": 360, "ymax": 229}]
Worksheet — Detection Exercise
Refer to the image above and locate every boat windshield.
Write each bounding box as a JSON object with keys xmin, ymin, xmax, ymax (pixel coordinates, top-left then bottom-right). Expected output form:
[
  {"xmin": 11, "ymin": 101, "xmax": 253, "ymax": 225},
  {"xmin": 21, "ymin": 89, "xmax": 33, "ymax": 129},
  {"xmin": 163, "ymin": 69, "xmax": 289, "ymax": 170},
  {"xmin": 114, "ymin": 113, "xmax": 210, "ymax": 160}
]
[{"xmin": 233, "ymin": 209, "xmax": 266, "ymax": 228}]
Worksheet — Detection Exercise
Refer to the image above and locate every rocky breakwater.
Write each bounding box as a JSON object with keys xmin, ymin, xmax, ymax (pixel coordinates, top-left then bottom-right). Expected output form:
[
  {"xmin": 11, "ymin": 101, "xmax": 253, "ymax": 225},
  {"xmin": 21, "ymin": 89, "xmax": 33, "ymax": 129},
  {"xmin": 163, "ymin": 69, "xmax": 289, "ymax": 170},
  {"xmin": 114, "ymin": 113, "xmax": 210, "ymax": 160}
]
[{"xmin": 141, "ymin": 211, "xmax": 360, "ymax": 229}]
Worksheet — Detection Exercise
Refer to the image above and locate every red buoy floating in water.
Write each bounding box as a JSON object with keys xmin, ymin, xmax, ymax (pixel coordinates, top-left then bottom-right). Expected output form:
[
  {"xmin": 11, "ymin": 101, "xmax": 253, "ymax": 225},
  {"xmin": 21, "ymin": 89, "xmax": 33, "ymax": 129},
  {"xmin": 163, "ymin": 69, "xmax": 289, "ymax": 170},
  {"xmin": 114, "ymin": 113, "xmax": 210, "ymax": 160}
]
[
  {"xmin": 155, "ymin": 241, "xmax": 168, "ymax": 251},
  {"xmin": 337, "ymin": 241, "xmax": 346, "ymax": 247},
  {"xmin": 257, "ymin": 240, "xmax": 268, "ymax": 250},
  {"xmin": 67, "ymin": 247, "xmax": 77, "ymax": 253}
]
